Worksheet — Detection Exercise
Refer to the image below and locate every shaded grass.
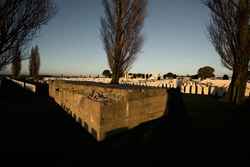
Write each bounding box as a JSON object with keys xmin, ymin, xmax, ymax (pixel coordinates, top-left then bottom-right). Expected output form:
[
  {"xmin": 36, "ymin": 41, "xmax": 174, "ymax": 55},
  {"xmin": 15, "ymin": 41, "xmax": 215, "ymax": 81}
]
[{"xmin": 183, "ymin": 93, "xmax": 250, "ymax": 128}]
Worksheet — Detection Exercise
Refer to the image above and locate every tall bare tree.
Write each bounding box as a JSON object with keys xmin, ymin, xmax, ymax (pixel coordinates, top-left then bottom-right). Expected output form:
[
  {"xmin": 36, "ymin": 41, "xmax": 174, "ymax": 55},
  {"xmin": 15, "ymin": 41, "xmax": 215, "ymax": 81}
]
[
  {"xmin": 205, "ymin": 0, "xmax": 250, "ymax": 104},
  {"xmin": 100, "ymin": 0, "xmax": 147, "ymax": 84},
  {"xmin": 29, "ymin": 45, "xmax": 40, "ymax": 78},
  {"xmin": 11, "ymin": 45, "xmax": 21, "ymax": 78},
  {"xmin": 0, "ymin": 0, "xmax": 56, "ymax": 71}
]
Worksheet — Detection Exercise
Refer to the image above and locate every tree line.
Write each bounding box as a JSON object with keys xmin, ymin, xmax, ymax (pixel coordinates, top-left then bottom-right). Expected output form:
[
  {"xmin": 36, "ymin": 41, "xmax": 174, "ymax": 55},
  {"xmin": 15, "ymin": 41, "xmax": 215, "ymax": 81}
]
[{"xmin": 102, "ymin": 66, "xmax": 234, "ymax": 80}]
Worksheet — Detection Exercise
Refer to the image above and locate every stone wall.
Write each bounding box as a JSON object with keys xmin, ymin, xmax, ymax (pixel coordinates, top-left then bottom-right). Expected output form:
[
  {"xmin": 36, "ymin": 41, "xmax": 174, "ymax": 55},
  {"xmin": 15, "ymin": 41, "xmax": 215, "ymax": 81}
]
[
  {"xmin": 8, "ymin": 78, "xmax": 36, "ymax": 92},
  {"xmin": 48, "ymin": 80, "xmax": 168, "ymax": 141}
]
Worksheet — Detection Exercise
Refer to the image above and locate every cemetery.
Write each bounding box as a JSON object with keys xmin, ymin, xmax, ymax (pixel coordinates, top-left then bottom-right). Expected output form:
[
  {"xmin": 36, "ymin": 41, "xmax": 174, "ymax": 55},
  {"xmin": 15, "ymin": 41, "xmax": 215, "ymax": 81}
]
[{"xmin": 1, "ymin": 0, "xmax": 250, "ymax": 165}]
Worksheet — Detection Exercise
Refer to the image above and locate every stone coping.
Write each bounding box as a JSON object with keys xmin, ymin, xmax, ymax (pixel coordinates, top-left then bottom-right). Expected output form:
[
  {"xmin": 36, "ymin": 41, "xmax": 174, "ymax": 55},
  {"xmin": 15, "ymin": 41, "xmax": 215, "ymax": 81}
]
[{"xmin": 51, "ymin": 80, "xmax": 166, "ymax": 90}]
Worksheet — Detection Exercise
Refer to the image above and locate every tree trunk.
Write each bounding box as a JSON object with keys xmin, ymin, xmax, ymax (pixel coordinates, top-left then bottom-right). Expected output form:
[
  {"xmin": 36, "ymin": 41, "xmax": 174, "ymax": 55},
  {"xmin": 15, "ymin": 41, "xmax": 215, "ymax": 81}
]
[
  {"xmin": 226, "ymin": 65, "xmax": 248, "ymax": 104},
  {"xmin": 111, "ymin": 70, "xmax": 120, "ymax": 84}
]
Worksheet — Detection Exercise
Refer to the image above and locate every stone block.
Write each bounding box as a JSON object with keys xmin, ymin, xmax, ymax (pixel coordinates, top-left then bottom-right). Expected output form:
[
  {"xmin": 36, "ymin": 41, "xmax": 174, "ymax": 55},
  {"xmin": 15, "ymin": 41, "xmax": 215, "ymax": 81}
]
[{"xmin": 48, "ymin": 80, "xmax": 168, "ymax": 141}]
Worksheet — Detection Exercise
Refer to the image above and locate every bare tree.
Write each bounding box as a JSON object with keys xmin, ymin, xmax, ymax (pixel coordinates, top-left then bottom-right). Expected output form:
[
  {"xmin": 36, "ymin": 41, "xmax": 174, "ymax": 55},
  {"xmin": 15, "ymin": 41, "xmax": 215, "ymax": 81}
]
[
  {"xmin": 205, "ymin": 0, "xmax": 250, "ymax": 104},
  {"xmin": 29, "ymin": 45, "xmax": 40, "ymax": 78},
  {"xmin": 100, "ymin": 0, "xmax": 147, "ymax": 84},
  {"xmin": 0, "ymin": 0, "xmax": 56, "ymax": 71},
  {"xmin": 11, "ymin": 45, "xmax": 21, "ymax": 78}
]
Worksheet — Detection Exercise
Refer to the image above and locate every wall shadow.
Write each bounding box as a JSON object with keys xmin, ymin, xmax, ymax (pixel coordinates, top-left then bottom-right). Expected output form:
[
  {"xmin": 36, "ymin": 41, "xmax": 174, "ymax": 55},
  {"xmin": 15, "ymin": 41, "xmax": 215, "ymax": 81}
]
[
  {"xmin": 0, "ymin": 78, "xmax": 98, "ymax": 152},
  {"xmin": 165, "ymin": 88, "xmax": 191, "ymax": 129},
  {"xmin": 211, "ymin": 86, "xmax": 227, "ymax": 98},
  {"xmin": 35, "ymin": 82, "xmax": 49, "ymax": 96}
]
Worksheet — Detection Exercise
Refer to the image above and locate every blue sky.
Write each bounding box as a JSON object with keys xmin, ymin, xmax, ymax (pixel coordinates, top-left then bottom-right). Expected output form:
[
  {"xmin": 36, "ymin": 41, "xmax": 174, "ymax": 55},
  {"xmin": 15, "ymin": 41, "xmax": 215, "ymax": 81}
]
[{"xmin": 21, "ymin": 0, "xmax": 231, "ymax": 76}]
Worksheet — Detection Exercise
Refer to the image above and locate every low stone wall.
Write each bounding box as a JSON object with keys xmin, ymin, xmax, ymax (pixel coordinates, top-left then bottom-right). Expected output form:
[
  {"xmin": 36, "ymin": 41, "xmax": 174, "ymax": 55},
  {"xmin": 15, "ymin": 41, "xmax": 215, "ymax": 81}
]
[
  {"xmin": 6, "ymin": 78, "xmax": 49, "ymax": 96},
  {"xmin": 48, "ymin": 80, "xmax": 168, "ymax": 141},
  {"xmin": 8, "ymin": 78, "xmax": 36, "ymax": 92}
]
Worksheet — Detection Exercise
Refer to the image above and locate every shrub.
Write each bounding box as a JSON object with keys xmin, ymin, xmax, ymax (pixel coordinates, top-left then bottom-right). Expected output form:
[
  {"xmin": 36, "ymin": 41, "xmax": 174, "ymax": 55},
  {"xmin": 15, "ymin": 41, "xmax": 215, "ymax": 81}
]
[
  {"xmin": 163, "ymin": 73, "xmax": 177, "ymax": 79},
  {"xmin": 191, "ymin": 74, "xmax": 199, "ymax": 80},
  {"xmin": 102, "ymin": 69, "xmax": 112, "ymax": 78},
  {"xmin": 197, "ymin": 66, "xmax": 215, "ymax": 80},
  {"xmin": 223, "ymin": 75, "xmax": 229, "ymax": 80}
]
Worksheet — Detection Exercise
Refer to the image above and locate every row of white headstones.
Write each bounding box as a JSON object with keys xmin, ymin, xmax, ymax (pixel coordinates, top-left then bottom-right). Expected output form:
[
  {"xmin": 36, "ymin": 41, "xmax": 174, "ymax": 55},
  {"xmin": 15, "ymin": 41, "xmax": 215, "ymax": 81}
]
[{"xmin": 119, "ymin": 79, "xmax": 250, "ymax": 97}]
